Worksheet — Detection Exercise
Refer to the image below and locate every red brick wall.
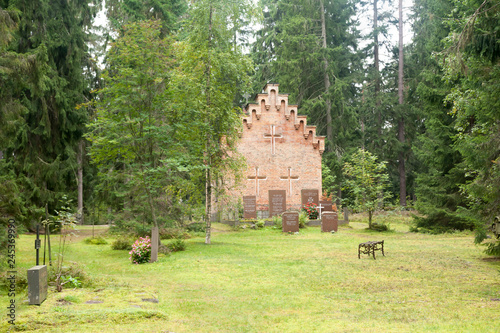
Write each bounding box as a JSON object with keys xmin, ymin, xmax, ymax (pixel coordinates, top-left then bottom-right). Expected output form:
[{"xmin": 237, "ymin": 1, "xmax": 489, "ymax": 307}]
[{"xmin": 227, "ymin": 84, "xmax": 325, "ymax": 212}]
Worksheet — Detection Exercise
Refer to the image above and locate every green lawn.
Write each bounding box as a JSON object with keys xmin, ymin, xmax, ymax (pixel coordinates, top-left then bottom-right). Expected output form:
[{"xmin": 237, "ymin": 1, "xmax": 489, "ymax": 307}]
[{"xmin": 2, "ymin": 214, "xmax": 500, "ymax": 332}]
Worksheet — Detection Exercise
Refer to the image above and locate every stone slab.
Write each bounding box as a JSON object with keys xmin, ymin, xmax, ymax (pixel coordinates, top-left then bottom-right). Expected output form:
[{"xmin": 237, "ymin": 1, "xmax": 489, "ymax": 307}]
[
  {"xmin": 243, "ymin": 196, "xmax": 257, "ymax": 219},
  {"xmin": 301, "ymin": 189, "xmax": 319, "ymax": 207},
  {"xmin": 321, "ymin": 212, "xmax": 338, "ymax": 232},
  {"xmin": 282, "ymin": 211, "xmax": 299, "ymax": 233},
  {"xmin": 28, "ymin": 265, "xmax": 47, "ymax": 305},
  {"xmin": 319, "ymin": 200, "xmax": 334, "ymax": 212},
  {"xmin": 269, "ymin": 190, "xmax": 286, "ymax": 217},
  {"xmin": 308, "ymin": 219, "xmax": 321, "ymax": 226}
]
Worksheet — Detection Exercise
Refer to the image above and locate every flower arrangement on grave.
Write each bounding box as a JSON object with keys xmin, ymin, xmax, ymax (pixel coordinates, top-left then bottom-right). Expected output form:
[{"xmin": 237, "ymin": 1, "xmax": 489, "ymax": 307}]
[
  {"xmin": 129, "ymin": 236, "xmax": 151, "ymax": 264},
  {"xmin": 303, "ymin": 202, "xmax": 319, "ymax": 219}
]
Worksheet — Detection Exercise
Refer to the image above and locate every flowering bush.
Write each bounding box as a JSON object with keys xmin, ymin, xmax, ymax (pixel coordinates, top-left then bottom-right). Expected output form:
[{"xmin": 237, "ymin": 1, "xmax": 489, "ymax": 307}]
[
  {"xmin": 303, "ymin": 202, "xmax": 319, "ymax": 219},
  {"xmin": 129, "ymin": 236, "xmax": 151, "ymax": 264}
]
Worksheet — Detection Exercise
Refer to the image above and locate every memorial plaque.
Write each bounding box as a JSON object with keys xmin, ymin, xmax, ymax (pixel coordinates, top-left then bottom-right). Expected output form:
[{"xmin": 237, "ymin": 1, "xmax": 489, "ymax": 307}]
[
  {"xmin": 243, "ymin": 196, "xmax": 257, "ymax": 219},
  {"xmin": 319, "ymin": 200, "xmax": 334, "ymax": 213},
  {"xmin": 282, "ymin": 211, "xmax": 299, "ymax": 233},
  {"xmin": 269, "ymin": 190, "xmax": 286, "ymax": 217},
  {"xmin": 28, "ymin": 265, "xmax": 47, "ymax": 305},
  {"xmin": 301, "ymin": 189, "xmax": 319, "ymax": 206},
  {"xmin": 321, "ymin": 211, "xmax": 338, "ymax": 232}
]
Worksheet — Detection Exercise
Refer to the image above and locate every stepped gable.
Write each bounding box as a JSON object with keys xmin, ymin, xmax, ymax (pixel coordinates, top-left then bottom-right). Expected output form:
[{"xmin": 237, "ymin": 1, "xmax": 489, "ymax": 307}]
[
  {"xmin": 233, "ymin": 83, "xmax": 325, "ymax": 211},
  {"xmin": 242, "ymin": 84, "xmax": 325, "ymax": 154}
]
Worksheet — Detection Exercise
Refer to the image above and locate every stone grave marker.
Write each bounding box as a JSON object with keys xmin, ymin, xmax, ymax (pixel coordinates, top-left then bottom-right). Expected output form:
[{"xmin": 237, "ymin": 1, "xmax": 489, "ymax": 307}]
[
  {"xmin": 301, "ymin": 189, "xmax": 319, "ymax": 206},
  {"xmin": 319, "ymin": 200, "xmax": 334, "ymax": 213},
  {"xmin": 243, "ymin": 196, "xmax": 257, "ymax": 219},
  {"xmin": 282, "ymin": 211, "xmax": 299, "ymax": 233},
  {"xmin": 28, "ymin": 265, "xmax": 47, "ymax": 305},
  {"xmin": 321, "ymin": 211, "xmax": 338, "ymax": 232},
  {"xmin": 269, "ymin": 190, "xmax": 286, "ymax": 217}
]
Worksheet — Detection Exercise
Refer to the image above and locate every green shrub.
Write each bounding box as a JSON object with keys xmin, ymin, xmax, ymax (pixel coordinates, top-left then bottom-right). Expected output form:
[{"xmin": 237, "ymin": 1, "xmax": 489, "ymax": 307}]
[
  {"xmin": 298, "ymin": 211, "xmax": 309, "ymax": 229},
  {"xmin": 484, "ymin": 241, "xmax": 500, "ymax": 256},
  {"xmin": 370, "ymin": 222, "xmax": 392, "ymax": 232},
  {"xmin": 111, "ymin": 238, "xmax": 133, "ymax": 250},
  {"xmin": 109, "ymin": 220, "xmax": 151, "ymax": 237},
  {"xmin": 186, "ymin": 223, "xmax": 205, "ymax": 233},
  {"xmin": 272, "ymin": 215, "xmax": 282, "ymax": 229},
  {"xmin": 167, "ymin": 239, "xmax": 186, "ymax": 252},
  {"xmin": 48, "ymin": 262, "xmax": 91, "ymax": 287},
  {"xmin": 158, "ymin": 243, "xmax": 171, "ymax": 255},
  {"xmin": 255, "ymin": 220, "xmax": 265, "ymax": 229},
  {"xmin": 84, "ymin": 237, "xmax": 108, "ymax": 245},
  {"xmin": 0, "ymin": 271, "xmax": 28, "ymax": 292},
  {"xmin": 411, "ymin": 211, "xmax": 475, "ymax": 234},
  {"xmin": 159, "ymin": 227, "xmax": 184, "ymax": 239},
  {"xmin": 60, "ymin": 275, "xmax": 82, "ymax": 288}
]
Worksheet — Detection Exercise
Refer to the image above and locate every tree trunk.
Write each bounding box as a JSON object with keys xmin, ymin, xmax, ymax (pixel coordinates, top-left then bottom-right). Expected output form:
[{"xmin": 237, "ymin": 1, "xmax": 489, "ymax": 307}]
[
  {"xmin": 205, "ymin": 5, "xmax": 213, "ymax": 245},
  {"xmin": 320, "ymin": 0, "xmax": 333, "ymax": 149},
  {"xmin": 146, "ymin": 191, "xmax": 159, "ymax": 262},
  {"xmin": 150, "ymin": 226, "xmax": 159, "ymax": 263},
  {"xmin": 77, "ymin": 140, "xmax": 84, "ymax": 224},
  {"xmin": 398, "ymin": 0, "xmax": 407, "ymax": 206},
  {"xmin": 374, "ymin": 0, "xmax": 381, "ymax": 138},
  {"xmin": 141, "ymin": 168, "xmax": 159, "ymax": 262},
  {"xmin": 368, "ymin": 210, "xmax": 373, "ymax": 229},
  {"xmin": 205, "ymin": 165, "xmax": 212, "ymax": 244}
]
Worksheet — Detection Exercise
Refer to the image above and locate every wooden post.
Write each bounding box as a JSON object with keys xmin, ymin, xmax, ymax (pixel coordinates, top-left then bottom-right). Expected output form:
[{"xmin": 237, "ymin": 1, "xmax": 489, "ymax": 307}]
[
  {"xmin": 35, "ymin": 225, "xmax": 40, "ymax": 266},
  {"xmin": 150, "ymin": 226, "xmax": 159, "ymax": 263}
]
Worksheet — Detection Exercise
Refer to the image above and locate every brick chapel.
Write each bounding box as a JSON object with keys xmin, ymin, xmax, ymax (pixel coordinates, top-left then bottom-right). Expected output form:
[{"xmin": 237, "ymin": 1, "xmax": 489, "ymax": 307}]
[{"xmin": 221, "ymin": 83, "xmax": 325, "ymax": 217}]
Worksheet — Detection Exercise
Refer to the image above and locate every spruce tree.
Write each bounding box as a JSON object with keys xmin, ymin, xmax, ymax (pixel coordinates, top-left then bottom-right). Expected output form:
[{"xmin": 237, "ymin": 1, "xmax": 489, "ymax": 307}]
[
  {"xmin": 0, "ymin": 0, "xmax": 99, "ymax": 229},
  {"xmin": 440, "ymin": 0, "xmax": 500, "ymax": 252},
  {"xmin": 408, "ymin": 0, "xmax": 474, "ymax": 232}
]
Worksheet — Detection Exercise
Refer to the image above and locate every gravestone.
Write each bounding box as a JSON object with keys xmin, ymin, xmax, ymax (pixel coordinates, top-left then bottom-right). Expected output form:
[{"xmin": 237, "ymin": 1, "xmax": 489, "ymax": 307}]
[
  {"xmin": 282, "ymin": 211, "xmax": 299, "ymax": 233},
  {"xmin": 339, "ymin": 207, "xmax": 349, "ymax": 225},
  {"xmin": 319, "ymin": 200, "xmax": 334, "ymax": 213},
  {"xmin": 301, "ymin": 189, "xmax": 319, "ymax": 207},
  {"xmin": 243, "ymin": 196, "xmax": 257, "ymax": 219},
  {"xmin": 28, "ymin": 265, "xmax": 47, "ymax": 305},
  {"xmin": 269, "ymin": 190, "xmax": 286, "ymax": 217},
  {"xmin": 321, "ymin": 211, "xmax": 338, "ymax": 232}
]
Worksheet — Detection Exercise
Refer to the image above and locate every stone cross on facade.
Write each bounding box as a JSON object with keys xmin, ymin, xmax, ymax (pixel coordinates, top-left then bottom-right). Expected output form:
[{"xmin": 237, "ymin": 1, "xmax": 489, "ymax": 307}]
[
  {"xmin": 247, "ymin": 167, "xmax": 267, "ymax": 196},
  {"xmin": 263, "ymin": 125, "xmax": 283, "ymax": 155},
  {"xmin": 280, "ymin": 167, "xmax": 299, "ymax": 197}
]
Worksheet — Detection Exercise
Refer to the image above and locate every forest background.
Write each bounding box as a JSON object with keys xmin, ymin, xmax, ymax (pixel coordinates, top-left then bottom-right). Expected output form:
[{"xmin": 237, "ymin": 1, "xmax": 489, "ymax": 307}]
[{"xmin": 0, "ymin": 0, "xmax": 499, "ymax": 253}]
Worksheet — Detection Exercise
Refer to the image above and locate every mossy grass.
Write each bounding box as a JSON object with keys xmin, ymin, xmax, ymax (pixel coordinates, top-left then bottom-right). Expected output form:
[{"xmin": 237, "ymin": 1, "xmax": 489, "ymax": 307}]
[{"xmin": 1, "ymin": 216, "xmax": 499, "ymax": 332}]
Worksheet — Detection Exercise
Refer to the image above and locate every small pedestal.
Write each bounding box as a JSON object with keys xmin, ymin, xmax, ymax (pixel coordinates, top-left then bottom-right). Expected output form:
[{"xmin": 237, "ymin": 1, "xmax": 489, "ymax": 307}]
[{"xmin": 28, "ymin": 265, "xmax": 47, "ymax": 305}]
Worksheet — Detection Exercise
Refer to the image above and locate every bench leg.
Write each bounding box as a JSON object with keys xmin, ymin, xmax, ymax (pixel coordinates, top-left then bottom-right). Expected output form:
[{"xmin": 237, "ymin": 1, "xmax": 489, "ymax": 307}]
[
  {"xmin": 358, "ymin": 246, "xmax": 361, "ymax": 259},
  {"xmin": 372, "ymin": 247, "xmax": 376, "ymax": 260}
]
